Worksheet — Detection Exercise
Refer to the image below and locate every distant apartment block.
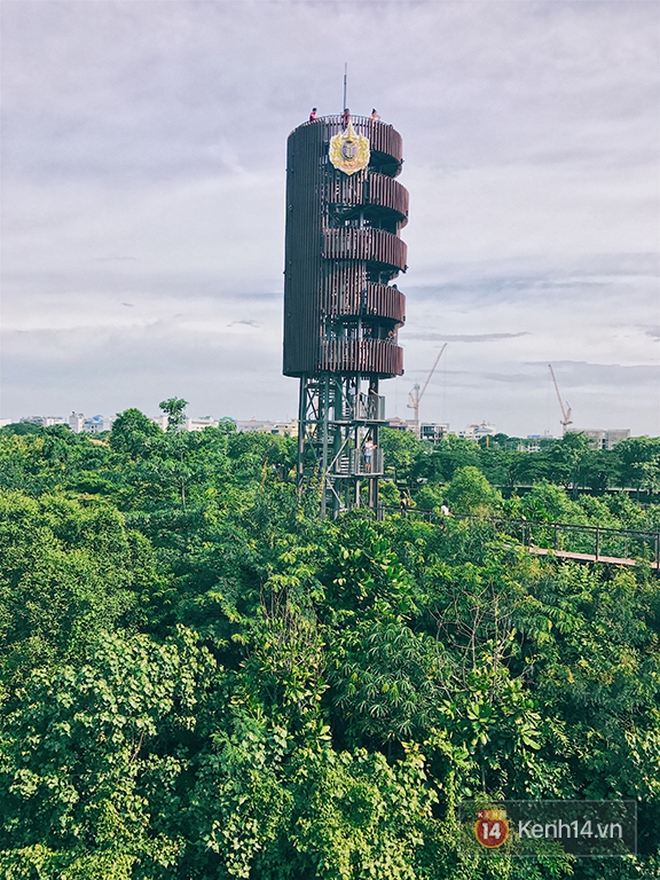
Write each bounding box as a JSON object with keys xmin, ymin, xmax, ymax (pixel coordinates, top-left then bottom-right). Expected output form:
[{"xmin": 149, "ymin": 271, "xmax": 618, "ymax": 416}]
[
  {"xmin": 69, "ymin": 412, "xmax": 86, "ymax": 433},
  {"xmin": 385, "ymin": 419, "xmax": 499, "ymax": 443},
  {"xmin": 567, "ymin": 428, "xmax": 630, "ymax": 450},
  {"xmin": 420, "ymin": 422, "xmax": 450, "ymax": 442},
  {"xmin": 234, "ymin": 419, "xmax": 298, "ymax": 437},
  {"xmin": 21, "ymin": 415, "xmax": 66, "ymax": 428},
  {"xmin": 458, "ymin": 422, "xmax": 496, "ymax": 441},
  {"xmin": 386, "ymin": 417, "xmax": 416, "ymax": 433},
  {"xmin": 186, "ymin": 417, "xmax": 218, "ymax": 432},
  {"xmin": 385, "ymin": 420, "xmax": 494, "ymax": 443},
  {"xmin": 67, "ymin": 413, "xmax": 115, "ymax": 434},
  {"xmin": 151, "ymin": 414, "xmax": 169, "ymax": 431},
  {"xmin": 149, "ymin": 415, "xmax": 220, "ymax": 432}
]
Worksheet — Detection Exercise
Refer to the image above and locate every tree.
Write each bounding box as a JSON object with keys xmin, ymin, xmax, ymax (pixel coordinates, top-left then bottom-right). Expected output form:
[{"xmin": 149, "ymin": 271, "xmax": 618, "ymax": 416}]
[
  {"xmin": 412, "ymin": 436, "xmax": 481, "ymax": 486},
  {"xmin": 542, "ymin": 432, "xmax": 592, "ymax": 495},
  {"xmin": 519, "ymin": 480, "xmax": 586, "ymax": 524},
  {"xmin": 414, "ymin": 483, "xmax": 446, "ymax": 512},
  {"xmin": 0, "ymin": 627, "xmax": 217, "ymax": 879},
  {"xmin": 110, "ymin": 408, "xmax": 163, "ymax": 459},
  {"xmin": 615, "ymin": 436, "xmax": 660, "ymax": 494},
  {"xmin": 1, "ymin": 406, "xmax": 659, "ymax": 877},
  {"xmin": 581, "ymin": 447, "xmax": 620, "ymax": 492},
  {"xmin": 479, "ymin": 447, "xmax": 546, "ymax": 490},
  {"xmin": 159, "ymin": 397, "xmax": 189, "ymax": 433},
  {"xmin": 445, "ymin": 466, "xmax": 503, "ymax": 517},
  {"xmin": 0, "ymin": 490, "xmax": 151, "ymax": 685},
  {"xmin": 379, "ymin": 427, "xmax": 425, "ymax": 487},
  {"xmin": 0, "ymin": 421, "xmax": 42, "ymax": 436}
]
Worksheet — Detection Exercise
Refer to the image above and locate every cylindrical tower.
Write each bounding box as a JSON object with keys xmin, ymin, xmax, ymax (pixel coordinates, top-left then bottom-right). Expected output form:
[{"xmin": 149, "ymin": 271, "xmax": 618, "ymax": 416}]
[{"xmin": 283, "ymin": 114, "xmax": 408, "ymax": 515}]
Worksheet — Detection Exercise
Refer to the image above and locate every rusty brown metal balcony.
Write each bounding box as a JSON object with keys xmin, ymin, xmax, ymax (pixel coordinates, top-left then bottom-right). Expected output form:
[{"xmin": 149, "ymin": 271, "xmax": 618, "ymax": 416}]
[
  {"xmin": 322, "ymin": 272, "xmax": 405, "ymax": 324},
  {"xmin": 324, "ymin": 172, "xmax": 409, "ymax": 224},
  {"xmin": 303, "ymin": 115, "xmax": 403, "ymax": 165},
  {"xmin": 367, "ymin": 173, "xmax": 409, "ymax": 224},
  {"xmin": 363, "ymin": 284, "xmax": 405, "ymax": 324},
  {"xmin": 319, "ymin": 338, "xmax": 403, "ymax": 376},
  {"xmin": 323, "ymin": 228, "xmax": 408, "ymax": 273}
]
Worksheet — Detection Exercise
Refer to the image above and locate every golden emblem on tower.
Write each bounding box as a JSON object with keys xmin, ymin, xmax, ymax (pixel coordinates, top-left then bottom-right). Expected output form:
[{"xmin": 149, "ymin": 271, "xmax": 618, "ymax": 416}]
[{"xmin": 329, "ymin": 120, "xmax": 370, "ymax": 176}]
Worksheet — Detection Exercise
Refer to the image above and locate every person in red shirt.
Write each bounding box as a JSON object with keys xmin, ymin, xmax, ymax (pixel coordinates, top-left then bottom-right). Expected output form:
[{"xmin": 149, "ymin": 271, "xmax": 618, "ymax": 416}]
[
  {"xmin": 342, "ymin": 107, "xmax": 350, "ymax": 128},
  {"xmin": 309, "ymin": 107, "xmax": 318, "ymax": 122}
]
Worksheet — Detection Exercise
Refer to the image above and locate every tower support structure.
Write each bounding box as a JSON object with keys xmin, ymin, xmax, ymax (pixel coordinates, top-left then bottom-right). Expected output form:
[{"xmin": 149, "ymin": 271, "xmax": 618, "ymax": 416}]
[
  {"xmin": 283, "ymin": 114, "xmax": 408, "ymax": 516},
  {"xmin": 297, "ymin": 373, "xmax": 386, "ymax": 516}
]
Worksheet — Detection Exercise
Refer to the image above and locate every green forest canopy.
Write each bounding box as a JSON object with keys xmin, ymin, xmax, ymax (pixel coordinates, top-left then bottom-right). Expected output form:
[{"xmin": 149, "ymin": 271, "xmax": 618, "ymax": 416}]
[{"xmin": 0, "ymin": 412, "xmax": 659, "ymax": 879}]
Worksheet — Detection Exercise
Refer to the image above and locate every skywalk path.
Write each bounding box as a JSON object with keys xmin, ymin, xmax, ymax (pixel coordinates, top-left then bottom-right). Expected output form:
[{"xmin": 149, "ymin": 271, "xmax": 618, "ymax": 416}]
[
  {"xmin": 528, "ymin": 546, "xmax": 660, "ymax": 571},
  {"xmin": 383, "ymin": 507, "xmax": 660, "ymax": 572}
]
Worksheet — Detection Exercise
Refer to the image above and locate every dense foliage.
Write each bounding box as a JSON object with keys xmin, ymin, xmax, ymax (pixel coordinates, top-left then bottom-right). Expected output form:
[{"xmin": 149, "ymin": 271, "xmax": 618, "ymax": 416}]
[
  {"xmin": 379, "ymin": 429, "xmax": 660, "ymax": 498},
  {"xmin": 0, "ymin": 413, "xmax": 659, "ymax": 878}
]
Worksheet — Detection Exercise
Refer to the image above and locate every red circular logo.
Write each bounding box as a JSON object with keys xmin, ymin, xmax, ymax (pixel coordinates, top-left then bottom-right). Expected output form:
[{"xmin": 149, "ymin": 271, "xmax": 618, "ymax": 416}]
[{"xmin": 474, "ymin": 810, "xmax": 509, "ymax": 848}]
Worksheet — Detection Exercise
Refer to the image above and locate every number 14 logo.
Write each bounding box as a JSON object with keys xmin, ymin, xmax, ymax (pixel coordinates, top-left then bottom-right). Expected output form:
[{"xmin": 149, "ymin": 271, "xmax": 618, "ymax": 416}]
[{"xmin": 474, "ymin": 809, "xmax": 510, "ymax": 848}]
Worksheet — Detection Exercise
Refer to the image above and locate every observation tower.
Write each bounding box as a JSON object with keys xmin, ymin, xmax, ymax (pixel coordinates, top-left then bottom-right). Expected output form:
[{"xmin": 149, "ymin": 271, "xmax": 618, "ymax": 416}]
[{"xmin": 283, "ymin": 113, "xmax": 408, "ymax": 516}]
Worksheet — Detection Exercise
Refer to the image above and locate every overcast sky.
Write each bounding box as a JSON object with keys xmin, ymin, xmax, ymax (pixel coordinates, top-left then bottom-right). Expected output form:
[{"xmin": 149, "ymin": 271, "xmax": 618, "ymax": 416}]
[{"xmin": 2, "ymin": 0, "xmax": 658, "ymax": 436}]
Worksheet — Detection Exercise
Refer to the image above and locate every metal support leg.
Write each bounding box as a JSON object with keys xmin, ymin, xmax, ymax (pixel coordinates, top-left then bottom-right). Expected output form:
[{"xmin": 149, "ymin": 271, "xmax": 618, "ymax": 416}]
[
  {"xmin": 295, "ymin": 372, "xmax": 388, "ymax": 518},
  {"xmin": 296, "ymin": 376, "xmax": 307, "ymax": 497}
]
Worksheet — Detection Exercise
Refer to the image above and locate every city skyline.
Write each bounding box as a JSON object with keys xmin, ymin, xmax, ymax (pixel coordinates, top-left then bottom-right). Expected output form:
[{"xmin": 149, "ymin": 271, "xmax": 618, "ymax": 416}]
[{"xmin": 2, "ymin": 1, "xmax": 658, "ymax": 436}]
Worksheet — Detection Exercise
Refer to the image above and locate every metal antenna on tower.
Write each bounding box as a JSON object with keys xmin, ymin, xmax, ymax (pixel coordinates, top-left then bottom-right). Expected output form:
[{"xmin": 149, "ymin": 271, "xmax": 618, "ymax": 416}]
[{"xmin": 343, "ymin": 63, "xmax": 347, "ymax": 110}]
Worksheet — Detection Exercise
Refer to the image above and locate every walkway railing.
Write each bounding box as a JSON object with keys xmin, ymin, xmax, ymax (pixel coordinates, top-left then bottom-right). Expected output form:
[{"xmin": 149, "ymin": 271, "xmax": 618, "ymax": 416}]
[{"xmin": 382, "ymin": 507, "xmax": 660, "ymax": 569}]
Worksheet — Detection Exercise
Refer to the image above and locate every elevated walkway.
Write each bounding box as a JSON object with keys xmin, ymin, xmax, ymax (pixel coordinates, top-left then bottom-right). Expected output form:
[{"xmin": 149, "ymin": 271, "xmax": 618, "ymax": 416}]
[
  {"xmin": 529, "ymin": 546, "xmax": 660, "ymax": 570},
  {"xmin": 383, "ymin": 507, "xmax": 660, "ymax": 571}
]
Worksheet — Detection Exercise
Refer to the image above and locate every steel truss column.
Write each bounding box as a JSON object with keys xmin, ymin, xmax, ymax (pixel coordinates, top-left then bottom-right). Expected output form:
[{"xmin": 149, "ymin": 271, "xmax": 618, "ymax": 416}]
[{"xmin": 296, "ymin": 373, "xmax": 384, "ymax": 518}]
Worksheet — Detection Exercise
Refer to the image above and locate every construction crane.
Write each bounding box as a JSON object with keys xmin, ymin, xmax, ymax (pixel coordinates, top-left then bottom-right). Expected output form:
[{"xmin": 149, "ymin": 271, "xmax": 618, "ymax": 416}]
[
  {"xmin": 407, "ymin": 344, "xmax": 447, "ymax": 437},
  {"xmin": 548, "ymin": 363, "xmax": 573, "ymax": 435}
]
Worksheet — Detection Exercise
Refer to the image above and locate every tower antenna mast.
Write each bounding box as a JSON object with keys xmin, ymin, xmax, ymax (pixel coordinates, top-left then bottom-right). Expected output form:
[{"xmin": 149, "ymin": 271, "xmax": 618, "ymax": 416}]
[{"xmin": 343, "ymin": 63, "xmax": 347, "ymax": 110}]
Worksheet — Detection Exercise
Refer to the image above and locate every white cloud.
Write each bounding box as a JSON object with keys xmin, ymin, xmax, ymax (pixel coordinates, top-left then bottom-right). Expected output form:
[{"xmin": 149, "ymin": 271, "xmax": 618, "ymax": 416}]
[{"xmin": 1, "ymin": 0, "xmax": 658, "ymax": 434}]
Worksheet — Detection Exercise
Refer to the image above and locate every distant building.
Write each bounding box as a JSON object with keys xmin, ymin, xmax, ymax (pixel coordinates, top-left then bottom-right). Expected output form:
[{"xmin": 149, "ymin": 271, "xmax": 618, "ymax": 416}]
[
  {"xmin": 567, "ymin": 428, "xmax": 630, "ymax": 450},
  {"xmin": 386, "ymin": 417, "xmax": 416, "ymax": 433},
  {"xmin": 235, "ymin": 419, "xmax": 298, "ymax": 437},
  {"xmin": 66, "ymin": 413, "xmax": 115, "ymax": 434},
  {"xmin": 459, "ymin": 422, "xmax": 496, "ymax": 442},
  {"xmin": 81, "ymin": 414, "xmax": 115, "ymax": 434},
  {"xmin": 151, "ymin": 414, "xmax": 169, "ymax": 431},
  {"xmin": 68, "ymin": 412, "xmax": 86, "ymax": 433},
  {"xmin": 420, "ymin": 422, "xmax": 450, "ymax": 443},
  {"xmin": 185, "ymin": 417, "xmax": 218, "ymax": 432},
  {"xmin": 20, "ymin": 415, "xmax": 65, "ymax": 427}
]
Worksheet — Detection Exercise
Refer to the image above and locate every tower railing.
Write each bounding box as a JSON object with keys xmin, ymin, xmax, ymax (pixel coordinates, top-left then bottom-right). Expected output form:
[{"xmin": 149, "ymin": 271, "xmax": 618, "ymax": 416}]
[
  {"xmin": 300, "ymin": 115, "xmax": 404, "ymax": 162},
  {"xmin": 323, "ymin": 276, "xmax": 405, "ymax": 323},
  {"xmin": 354, "ymin": 393, "xmax": 386, "ymax": 422},
  {"xmin": 351, "ymin": 447, "xmax": 384, "ymax": 476},
  {"xmin": 319, "ymin": 338, "xmax": 403, "ymax": 376},
  {"xmin": 323, "ymin": 227, "xmax": 407, "ymax": 272},
  {"xmin": 325, "ymin": 172, "xmax": 409, "ymax": 220}
]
